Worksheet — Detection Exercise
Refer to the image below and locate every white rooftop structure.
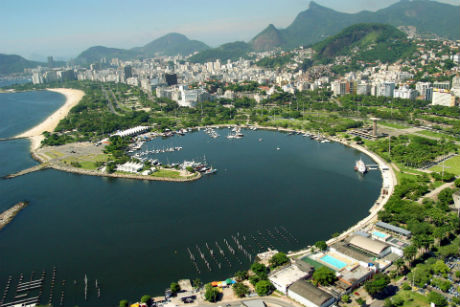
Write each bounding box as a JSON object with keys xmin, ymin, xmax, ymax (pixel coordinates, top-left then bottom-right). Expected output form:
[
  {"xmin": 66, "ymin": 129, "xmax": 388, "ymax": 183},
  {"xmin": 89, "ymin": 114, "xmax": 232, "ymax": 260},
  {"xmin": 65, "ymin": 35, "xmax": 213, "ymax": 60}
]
[
  {"xmin": 116, "ymin": 162, "xmax": 144, "ymax": 173},
  {"xmin": 112, "ymin": 126, "xmax": 149, "ymax": 137},
  {"xmin": 268, "ymin": 264, "xmax": 310, "ymax": 294}
]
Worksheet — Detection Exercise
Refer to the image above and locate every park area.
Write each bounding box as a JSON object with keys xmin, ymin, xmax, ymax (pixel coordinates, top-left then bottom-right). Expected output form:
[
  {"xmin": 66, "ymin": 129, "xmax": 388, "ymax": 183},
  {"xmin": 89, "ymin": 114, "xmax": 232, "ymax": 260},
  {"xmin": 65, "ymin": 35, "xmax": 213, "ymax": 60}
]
[{"xmin": 430, "ymin": 155, "xmax": 460, "ymax": 176}]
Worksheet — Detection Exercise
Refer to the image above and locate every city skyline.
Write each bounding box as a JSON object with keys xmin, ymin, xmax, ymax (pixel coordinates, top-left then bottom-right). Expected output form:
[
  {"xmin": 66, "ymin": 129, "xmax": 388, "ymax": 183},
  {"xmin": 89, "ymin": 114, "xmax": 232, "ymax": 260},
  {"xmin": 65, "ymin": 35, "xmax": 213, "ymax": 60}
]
[{"xmin": 1, "ymin": 0, "xmax": 458, "ymax": 60}]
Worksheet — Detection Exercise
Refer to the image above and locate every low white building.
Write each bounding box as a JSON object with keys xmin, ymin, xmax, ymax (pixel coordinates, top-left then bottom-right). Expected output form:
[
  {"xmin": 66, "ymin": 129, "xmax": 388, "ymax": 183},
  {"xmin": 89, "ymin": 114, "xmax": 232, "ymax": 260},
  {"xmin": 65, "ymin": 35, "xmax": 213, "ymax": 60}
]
[
  {"xmin": 268, "ymin": 264, "xmax": 310, "ymax": 294},
  {"xmin": 116, "ymin": 162, "xmax": 143, "ymax": 173},
  {"xmin": 287, "ymin": 280, "xmax": 335, "ymax": 307},
  {"xmin": 112, "ymin": 126, "xmax": 149, "ymax": 137}
]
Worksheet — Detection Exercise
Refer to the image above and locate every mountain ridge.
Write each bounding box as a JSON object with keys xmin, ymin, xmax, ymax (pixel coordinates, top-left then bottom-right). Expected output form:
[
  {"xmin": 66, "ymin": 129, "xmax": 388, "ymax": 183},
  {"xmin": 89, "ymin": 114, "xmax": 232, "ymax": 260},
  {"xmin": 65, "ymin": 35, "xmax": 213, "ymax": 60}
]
[
  {"xmin": 249, "ymin": 0, "xmax": 460, "ymax": 51},
  {"xmin": 74, "ymin": 33, "xmax": 210, "ymax": 65}
]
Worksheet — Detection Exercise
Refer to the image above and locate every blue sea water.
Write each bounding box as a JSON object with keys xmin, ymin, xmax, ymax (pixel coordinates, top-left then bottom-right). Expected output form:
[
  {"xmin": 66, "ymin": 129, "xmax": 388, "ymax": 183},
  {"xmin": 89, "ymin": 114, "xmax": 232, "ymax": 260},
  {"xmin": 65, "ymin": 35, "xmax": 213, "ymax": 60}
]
[{"xmin": 0, "ymin": 91, "xmax": 382, "ymax": 306}]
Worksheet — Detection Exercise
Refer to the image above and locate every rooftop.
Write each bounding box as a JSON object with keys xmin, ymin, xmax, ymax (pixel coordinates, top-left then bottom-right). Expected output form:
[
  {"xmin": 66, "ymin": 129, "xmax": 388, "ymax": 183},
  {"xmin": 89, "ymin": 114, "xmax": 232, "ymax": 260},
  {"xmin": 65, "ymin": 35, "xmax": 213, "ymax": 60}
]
[
  {"xmin": 288, "ymin": 280, "xmax": 333, "ymax": 306},
  {"xmin": 349, "ymin": 235, "xmax": 390, "ymax": 256},
  {"xmin": 268, "ymin": 264, "xmax": 310, "ymax": 289},
  {"xmin": 376, "ymin": 221, "xmax": 411, "ymax": 237}
]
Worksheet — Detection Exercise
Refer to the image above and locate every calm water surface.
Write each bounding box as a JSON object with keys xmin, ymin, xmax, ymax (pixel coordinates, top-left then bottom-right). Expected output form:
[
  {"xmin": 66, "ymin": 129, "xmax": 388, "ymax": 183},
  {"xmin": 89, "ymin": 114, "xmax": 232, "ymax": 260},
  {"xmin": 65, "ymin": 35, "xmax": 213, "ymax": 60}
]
[{"xmin": 0, "ymin": 91, "xmax": 382, "ymax": 306}]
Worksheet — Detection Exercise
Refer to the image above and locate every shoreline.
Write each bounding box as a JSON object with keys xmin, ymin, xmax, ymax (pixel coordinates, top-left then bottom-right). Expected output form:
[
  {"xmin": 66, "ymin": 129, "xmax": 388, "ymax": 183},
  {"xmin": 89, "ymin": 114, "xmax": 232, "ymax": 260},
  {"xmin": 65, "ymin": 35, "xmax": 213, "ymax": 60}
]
[{"xmin": 14, "ymin": 88, "xmax": 85, "ymax": 151}]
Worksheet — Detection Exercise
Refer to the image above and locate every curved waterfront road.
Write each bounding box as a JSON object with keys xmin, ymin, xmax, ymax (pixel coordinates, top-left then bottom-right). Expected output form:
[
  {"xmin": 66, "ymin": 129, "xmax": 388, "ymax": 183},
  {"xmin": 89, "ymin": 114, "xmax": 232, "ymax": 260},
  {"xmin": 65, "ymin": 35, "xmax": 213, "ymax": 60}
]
[{"xmin": 198, "ymin": 297, "xmax": 299, "ymax": 307}]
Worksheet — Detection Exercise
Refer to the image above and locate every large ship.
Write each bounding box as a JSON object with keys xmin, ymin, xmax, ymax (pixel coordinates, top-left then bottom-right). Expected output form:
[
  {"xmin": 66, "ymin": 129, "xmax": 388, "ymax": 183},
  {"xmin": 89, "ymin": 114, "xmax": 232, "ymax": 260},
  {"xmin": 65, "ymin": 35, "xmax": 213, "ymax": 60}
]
[{"xmin": 354, "ymin": 159, "xmax": 367, "ymax": 174}]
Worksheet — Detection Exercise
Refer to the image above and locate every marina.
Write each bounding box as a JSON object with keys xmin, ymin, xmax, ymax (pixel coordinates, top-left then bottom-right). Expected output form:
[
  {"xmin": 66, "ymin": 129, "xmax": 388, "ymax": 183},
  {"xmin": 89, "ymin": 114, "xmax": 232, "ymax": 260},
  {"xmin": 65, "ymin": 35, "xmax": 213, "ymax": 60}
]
[{"xmin": 0, "ymin": 93, "xmax": 383, "ymax": 306}]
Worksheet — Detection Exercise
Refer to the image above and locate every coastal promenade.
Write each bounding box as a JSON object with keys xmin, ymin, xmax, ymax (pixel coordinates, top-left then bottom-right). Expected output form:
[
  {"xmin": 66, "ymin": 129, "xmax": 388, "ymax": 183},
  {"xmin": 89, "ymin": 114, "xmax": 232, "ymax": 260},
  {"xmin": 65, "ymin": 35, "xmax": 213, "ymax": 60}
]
[{"xmin": 285, "ymin": 137, "xmax": 397, "ymax": 258}]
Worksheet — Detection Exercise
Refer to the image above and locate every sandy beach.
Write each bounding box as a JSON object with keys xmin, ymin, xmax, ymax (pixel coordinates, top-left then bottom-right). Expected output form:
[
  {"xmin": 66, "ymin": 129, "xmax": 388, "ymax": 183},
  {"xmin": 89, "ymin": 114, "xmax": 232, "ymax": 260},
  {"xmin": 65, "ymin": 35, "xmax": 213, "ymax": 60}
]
[{"xmin": 15, "ymin": 88, "xmax": 85, "ymax": 150}]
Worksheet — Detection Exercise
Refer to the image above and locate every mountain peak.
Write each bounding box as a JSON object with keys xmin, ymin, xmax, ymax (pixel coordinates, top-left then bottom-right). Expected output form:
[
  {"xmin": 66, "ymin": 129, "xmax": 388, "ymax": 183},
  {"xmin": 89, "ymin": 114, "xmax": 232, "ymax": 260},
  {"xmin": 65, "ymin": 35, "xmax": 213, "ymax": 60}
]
[
  {"xmin": 250, "ymin": 24, "xmax": 284, "ymax": 51},
  {"xmin": 309, "ymin": 1, "xmax": 325, "ymax": 10}
]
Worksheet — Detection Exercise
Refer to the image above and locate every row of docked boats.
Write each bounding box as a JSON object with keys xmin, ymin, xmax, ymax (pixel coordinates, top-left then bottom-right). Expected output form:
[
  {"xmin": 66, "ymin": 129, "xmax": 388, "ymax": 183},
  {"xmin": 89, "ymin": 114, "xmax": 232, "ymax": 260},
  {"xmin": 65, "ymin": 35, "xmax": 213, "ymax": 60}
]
[
  {"xmin": 227, "ymin": 127, "xmax": 244, "ymax": 139},
  {"xmin": 204, "ymin": 127, "xmax": 220, "ymax": 139},
  {"xmin": 132, "ymin": 146, "xmax": 183, "ymax": 158},
  {"xmin": 181, "ymin": 160, "xmax": 218, "ymax": 175}
]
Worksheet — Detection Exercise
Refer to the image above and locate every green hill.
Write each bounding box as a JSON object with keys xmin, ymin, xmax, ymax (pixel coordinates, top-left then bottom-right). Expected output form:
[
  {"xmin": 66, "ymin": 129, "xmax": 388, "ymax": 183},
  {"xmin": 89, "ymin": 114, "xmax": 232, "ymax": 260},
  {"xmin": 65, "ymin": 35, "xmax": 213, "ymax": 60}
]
[
  {"xmin": 0, "ymin": 54, "xmax": 43, "ymax": 75},
  {"xmin": 133, "ymin": 33, "xmax": 209, "ymax": 57},
  {"xmin": 250, "ymin": 0, "xmax": 460, "ymax": 51},
  {"xmin": 188, "ymin": 42, "xmax": 252, "ymax": 63},
  {"xmin": 74, "ymin": 46, "xmax": 135, "ymax": 66},
  {"xmin": 312, "ymin": 23, "xmax": 415, "ymax": 64},
  {"xmin": 250, "ymin": 24, "xmax": 285, "ymax": 51},
  {"xmin": 74, "ymin": 33, "xmax": 209, "ymax": 65}
]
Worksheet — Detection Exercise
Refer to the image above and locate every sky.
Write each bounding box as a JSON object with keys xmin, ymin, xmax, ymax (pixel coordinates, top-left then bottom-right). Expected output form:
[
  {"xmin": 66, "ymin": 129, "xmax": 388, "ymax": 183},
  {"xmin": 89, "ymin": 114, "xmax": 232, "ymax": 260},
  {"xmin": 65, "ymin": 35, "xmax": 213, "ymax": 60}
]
[{"xmin": 0, "ymin": 0, "xmax": 458, "ymax": 60}]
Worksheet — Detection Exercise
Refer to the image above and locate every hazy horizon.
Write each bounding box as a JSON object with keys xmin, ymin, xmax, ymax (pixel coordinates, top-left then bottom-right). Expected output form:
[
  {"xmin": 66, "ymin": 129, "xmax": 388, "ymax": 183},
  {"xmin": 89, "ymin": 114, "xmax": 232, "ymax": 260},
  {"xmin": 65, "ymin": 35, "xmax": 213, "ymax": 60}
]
[{"xmin": 1, "ymin": 0, "xmax": 458, "ymax": 61}]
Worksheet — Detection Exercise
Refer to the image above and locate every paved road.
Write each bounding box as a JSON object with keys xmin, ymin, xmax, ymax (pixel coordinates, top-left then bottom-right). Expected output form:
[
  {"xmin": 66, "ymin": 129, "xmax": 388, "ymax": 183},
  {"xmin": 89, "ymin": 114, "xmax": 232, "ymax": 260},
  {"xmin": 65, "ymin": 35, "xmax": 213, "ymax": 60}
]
[
  {"xmin": 418, "ymin": 181, "xmax": 456, "ymax": 203},
  {"xmin": 101, "ymin": 86, "xmax": 121, "ymax": 115},
  {"xmin": 198, "ymin": 297, "xmax": 298, "ymax": 307}
]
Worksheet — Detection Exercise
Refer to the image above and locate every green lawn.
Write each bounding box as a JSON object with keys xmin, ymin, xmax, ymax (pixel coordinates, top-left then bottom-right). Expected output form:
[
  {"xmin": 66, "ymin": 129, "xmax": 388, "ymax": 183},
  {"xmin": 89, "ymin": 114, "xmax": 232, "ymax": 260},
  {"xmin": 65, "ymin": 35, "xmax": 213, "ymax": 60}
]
[
  {"xmin": 62, "ymin": 154, "xmax": 109, "ymax": 170},
  {"xmin": 379, "ymin": 121, "xmax": 409, "ymax": 129},
  {"xmin": 300, "ymin": 257, "xmax": 324, "ymax": 270},
  {"xmin": 430, "ymin": 155, "xmax": 460, "ymax": 175},
  {"xmin": 391, "ymin": 290, "xmax": 430, "ymax": 307},
  {"xmin": 417, "ymin": 130, "xmax": 457, "ymax": 142},
  {"xmin": 151, "ymin": 169, "xmax": 184, "ymax": 179}
]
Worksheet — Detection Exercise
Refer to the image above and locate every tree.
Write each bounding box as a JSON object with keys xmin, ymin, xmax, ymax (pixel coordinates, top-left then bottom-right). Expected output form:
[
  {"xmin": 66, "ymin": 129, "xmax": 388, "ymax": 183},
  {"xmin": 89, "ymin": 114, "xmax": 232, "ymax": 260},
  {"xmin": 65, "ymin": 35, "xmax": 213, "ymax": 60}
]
[
  {"xmin": 364, "ymin": 273, "xmax": 390, "ymax": 297},
  {"xmin": 341, "ymin": 294, "xmax": 350, "ymax": 303},
  {"xmin": 312, "ymin": 267, "xmax": 337, "ymax": 286},
  {"xmin": 314, "ymin": 241, "xmax": 328, "ymax": 251},
  {"xmin": 394, "ymin": 258, "xmax": 405, "ymax": 275},
  {"xmin": 249, "ymin": 275, "xmax": 261, "ymax": 286},
  {"xmin": 255, "ymin": 280, "xmax": 274, "ymax": 296},
  {"xmin": 119, "ymin": 300, "xmax": 129, "ymax": 307},
  {"xmin": 392, "ymin": 296, "xmax": 404, "ymax": 306},
  {"xmin": 234, "ymin": 270, "xmax": 249, "ymax": 282},
  {"xmin": 141, "ymin": 295, "xmax": 151, "ymax": 304},
  {"xmin": 427, "ymin": 291, "xmax": 447, "ymax": 307},
  {"xmin": 432, "ymin": 260, "xmax": 450, "ymax": 275},
  {"xmin": 232, "ymin": 282, "xmax": 249, "ymax": 297},
  {"xmin": 269, "ymin": 252, "xmax": 289, "ymax": 268},
  {"xmin": 170, "ymin": 282, "xmax": 181, "ymax": 294},
  {"xmin": 204, "ymin": 283, "xmax": 219, "ymax": 302},
  {"xmin": 355, "ymin": 297, "xmax": 366, "ymax": 306},
  {"xmin": 251, "ymin": 262, "xmax": 268, "ymax": 277},
  {"xmin": 404, "ymin": 245, "xmax": 417, "ymax": 264},
  {"xmin": 192, "ymin": 278, "xmax": 202, "ymax": 289}
]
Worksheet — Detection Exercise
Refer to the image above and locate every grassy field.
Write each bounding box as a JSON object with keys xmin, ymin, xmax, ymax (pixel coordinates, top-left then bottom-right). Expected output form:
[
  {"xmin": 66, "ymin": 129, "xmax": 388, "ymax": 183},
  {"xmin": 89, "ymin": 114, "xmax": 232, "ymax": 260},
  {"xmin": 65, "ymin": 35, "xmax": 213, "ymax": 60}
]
[
  {"xmin": 430, "ymin": 155, "xmax": 460, "ymax": 175},
  {"xmin": 45, "ymin": 150, "xmax": 65, "ymax": 159},
  {"xmin": 151, "ymin": 169, "xmax": 185, "ymax": 179},
  {"xmin": 379, "ymin": 121, "xmax": 409, "ymax": 129},
  {"xmin": 391, "ymin": 290, "xmax": 430, "ymax": 307},
  {"xmin": 416, "ymin": 130, "xmax": 457, "ymax": 142},
  {"xmin": 62, "ymin": 154, "xmax": 109, "ymax": 170}
]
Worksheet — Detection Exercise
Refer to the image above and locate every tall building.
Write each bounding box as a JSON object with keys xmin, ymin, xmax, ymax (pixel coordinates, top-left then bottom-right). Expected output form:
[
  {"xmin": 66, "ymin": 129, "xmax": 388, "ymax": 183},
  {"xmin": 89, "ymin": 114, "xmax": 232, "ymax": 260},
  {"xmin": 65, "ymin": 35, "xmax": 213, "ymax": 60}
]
[
  {"xmin": 416, "ymin": 82, "xmax": 432, "ymax": 100},
  {"xmin": 432, "ymin": 89, "xmax": 455, "ymax": 107},
  {"xmin": 376, "ymin": 82, "xmax": 395, "ymax": 98},
  {"xmin": 433, "ymin": 81, "xmax": 451, "ymax": 90},
  {"xmin": 123, "ymin": 65, "xmax": 133, "ymax": 79},
  {"xmin": 165, "ymin": 74, "xmax": 178, "ymax": 86},
  {"xmin": 47, "ymin": 56, "xmax": 54, "ymax": 68},
  {"xmin": 394, "ymin": 86, "xmax": 417, "ymax": 100}
]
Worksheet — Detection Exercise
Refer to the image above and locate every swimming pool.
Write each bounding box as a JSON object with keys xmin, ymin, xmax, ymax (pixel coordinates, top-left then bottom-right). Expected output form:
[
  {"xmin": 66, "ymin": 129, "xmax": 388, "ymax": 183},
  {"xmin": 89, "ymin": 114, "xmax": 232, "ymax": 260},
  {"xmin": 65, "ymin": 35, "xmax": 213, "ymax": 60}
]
[
  {"xmin": 320, "ymin": 255, "xmax": 347, "ymax": 270},
  {"xmin": 373, "ymin": 231, "xmax": 388, "ymax": 238}
]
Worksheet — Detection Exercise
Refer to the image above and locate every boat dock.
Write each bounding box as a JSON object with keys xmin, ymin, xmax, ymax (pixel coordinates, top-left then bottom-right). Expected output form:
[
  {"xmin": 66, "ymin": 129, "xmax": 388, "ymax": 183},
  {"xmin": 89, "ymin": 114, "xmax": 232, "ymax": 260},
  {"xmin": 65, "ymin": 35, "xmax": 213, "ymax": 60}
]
[
  {"xmin": 3, "ymin": 164, "xmax": 49, "ymax": 179},
  {"xmin": 187, "ymin": 226, "xmax": 300, "ymax": 274}
]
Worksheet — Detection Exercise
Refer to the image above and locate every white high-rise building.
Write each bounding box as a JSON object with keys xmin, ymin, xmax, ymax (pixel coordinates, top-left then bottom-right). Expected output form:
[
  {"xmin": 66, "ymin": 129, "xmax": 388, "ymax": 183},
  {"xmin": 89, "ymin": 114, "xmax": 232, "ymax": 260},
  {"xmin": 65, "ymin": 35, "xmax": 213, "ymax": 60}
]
[
  {"xmin": 394, "ymin": 86, "xmax": 417, "ymax": 100},
  {"xmin": 432, "ymin": 89, "xmax": 455, "ymax": 107}
]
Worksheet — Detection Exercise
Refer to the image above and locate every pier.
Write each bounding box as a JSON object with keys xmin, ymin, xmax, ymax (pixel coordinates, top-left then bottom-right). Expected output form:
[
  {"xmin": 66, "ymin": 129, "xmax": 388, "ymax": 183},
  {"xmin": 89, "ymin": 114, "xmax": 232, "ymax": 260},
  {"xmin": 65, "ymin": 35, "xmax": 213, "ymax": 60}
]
[{"xmin": 3, "ymin": 164, "xmax": 49, "ymax": 179}]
